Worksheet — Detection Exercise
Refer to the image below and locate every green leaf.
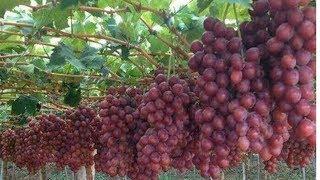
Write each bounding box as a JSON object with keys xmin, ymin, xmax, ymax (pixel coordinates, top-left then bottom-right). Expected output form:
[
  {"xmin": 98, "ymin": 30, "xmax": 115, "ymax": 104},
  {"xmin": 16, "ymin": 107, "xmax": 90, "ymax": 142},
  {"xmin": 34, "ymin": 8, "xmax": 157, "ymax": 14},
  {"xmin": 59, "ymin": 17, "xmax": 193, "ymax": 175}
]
[
  {"xmin": 63, "ymin": 83, "xmax": 82, "ymax": 107},
  {"xmin": 197, "ymin": 0, "xmax": 214, "ymax": 13},
  {"xmin": 0, "ymin": 68, "xmax": 9, "ymax": 83},
  {"xmin": 97, "ymin": 0, "xmax": 123, "ymax": 7},
  {"xmin": 225, "ymin": 0, "xmax": 252, "ymax": 7},
  {"xmin": 0, "ymin": 0, "xmax": 29, "ymax": 17},
  {"xmin": 31, "ymin": 59, "xmax": 46, "ymax": 70},
  {"xmin": 60, "ymin": 0, "xmax": 79, "ymax": 9},
  {"xmin": 80, "ymin": 45, "xmax": 104, "ymax": 69},
  {"xmin": 11, "ymin": 95, "xmax": 40, "ymax": 116},
  {"xmin": 18, "ymin": 116, "xmax": 29, "ymax": 126},
  {"xmin": 120, "ymin": 45, "xmax": 130, "ymax": 60},
  {"xmin": 18, "ymin": 64, "xmax": 35, "ymax": 75},
  {"xmin": 150, "ymin": 0, "xmax": 171, "ymax": 9},
  {"xmin": 105, "ymin": 17, "xmax": 121, "ymax": 38},
  {"xmin": 35, "ymin": 0, "xmax": 43, "ymax": 4},
  {"xmin": 48, "ymin": 43, "xmax": 84, "ymax": 70},
  {"xmin": 148, "ymin": 36, "xmax": 169, "ymax": 53},
  {"xmin": 33, "ymin": 6, "xmax": 69, "ymax": 29},
  {"xmin": 33, "ymin": 68, "xmax": 50, "ymax": 86}
]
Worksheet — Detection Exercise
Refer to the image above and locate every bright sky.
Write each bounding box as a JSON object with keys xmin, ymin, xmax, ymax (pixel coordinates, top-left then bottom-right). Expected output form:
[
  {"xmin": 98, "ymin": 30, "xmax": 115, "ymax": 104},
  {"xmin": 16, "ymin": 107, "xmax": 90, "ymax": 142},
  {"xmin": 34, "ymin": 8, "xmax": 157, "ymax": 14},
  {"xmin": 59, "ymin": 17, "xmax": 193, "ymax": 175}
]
[{"xmin": 170, "ymin": 0, "xmax": 190, "ymax": 12}]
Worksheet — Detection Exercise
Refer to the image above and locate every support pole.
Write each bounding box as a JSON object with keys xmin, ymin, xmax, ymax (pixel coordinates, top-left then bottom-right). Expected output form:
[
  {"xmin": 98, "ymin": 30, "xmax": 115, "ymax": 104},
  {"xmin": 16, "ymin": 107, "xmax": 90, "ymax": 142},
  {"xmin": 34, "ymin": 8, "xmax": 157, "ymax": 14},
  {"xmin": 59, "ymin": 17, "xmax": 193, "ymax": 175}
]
[
  {"xmin": 2, "ymin": 161, "xmax": 8, "ymax": 180},
  {"xmin": 75, "ymin": 166, "xmax": 86, "ymax": 180},
  {"xmin": 39, "ymin": 166, "xmax": 47, "ymax": 180},
  {"xmin": 242, "ymin": 162, "xmax": 246, "ymax": 180}
]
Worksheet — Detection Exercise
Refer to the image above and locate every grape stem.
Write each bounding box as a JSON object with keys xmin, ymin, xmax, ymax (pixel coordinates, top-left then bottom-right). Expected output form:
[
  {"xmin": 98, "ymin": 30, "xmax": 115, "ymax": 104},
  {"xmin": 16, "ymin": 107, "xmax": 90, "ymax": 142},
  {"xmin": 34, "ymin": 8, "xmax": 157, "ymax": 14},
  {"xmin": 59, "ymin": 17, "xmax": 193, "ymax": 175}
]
[
  {"xmin": 232, "ymin": 4, "xmax": 244, "ymax": 56},
  {"xmin": 167, "ymin": 49, "xmax": 173, "ymax": 78},
  {"xmin": 232, "ymin": 4, "xmax": 241, "ymax": 38},
  {"xmin": 223, "ymin": 3, "xmax": 230, "ymax": 24}
]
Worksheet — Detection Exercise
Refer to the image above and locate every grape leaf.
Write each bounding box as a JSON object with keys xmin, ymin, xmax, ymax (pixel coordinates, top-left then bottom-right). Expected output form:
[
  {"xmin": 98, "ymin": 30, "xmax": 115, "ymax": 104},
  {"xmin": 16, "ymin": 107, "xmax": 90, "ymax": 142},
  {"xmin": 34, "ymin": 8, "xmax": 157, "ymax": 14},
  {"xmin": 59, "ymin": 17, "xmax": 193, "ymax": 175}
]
[
  {"xmin": 0, "ymin": 0, "xmax": 29, "ymax": 16},
  {"xmin": 48, "ymin": 43, "xmax": 84, "ymax": 70},
  {"xmin": 11, "ymin": 95, "xmax": 40, "ymax": 116},
  {"xmin": 0, "ymin": 68, "xmax": 9, "ymax": 83},
  {"xmin": 150, "ymin": 0, "xmax": 172, "ymax": 9},
  {"xmin": 148, "ymin": 36, "xmax": 169, "ymax": 53},
  {"xmin": 197, "ymin": 0, "xmax": 214, "ymax": 13},
  {"xmin": 97, "ymin": 0, "xmax": 123, "ymax": 7},
  {"xmin": 31, "ymin": 59, "xmax": 46, "ymax": 70},
  {"xmin": 225, "ymin": 0, "xmax": 252, "ymax": 7},
  {"xmin": 33, "ymin": 6, "xmax": 69, "ymax": 29},
  {"xmin": 104, "ymin": 17, "xmax": 121, "ymax": 38},
  {"xmin": 120, "ymin": 45, "xmax": 130, "ymax": 60},
  {"xmin": 63, "ymin": 83, "xmax": 82, "ymax": 107},
  {"xmin": 80, "ymin": 45, "xmax": 104, "ymax": 70},
  {"xmin": 60, "ymin": 0, "xmax": 79, "ymax": 9}
]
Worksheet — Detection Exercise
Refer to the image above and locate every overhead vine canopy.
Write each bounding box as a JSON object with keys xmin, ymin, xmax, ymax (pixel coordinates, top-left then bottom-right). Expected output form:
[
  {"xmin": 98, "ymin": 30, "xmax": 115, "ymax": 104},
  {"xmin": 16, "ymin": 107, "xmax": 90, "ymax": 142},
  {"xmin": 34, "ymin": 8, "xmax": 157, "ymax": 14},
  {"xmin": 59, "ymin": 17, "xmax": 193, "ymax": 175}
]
[{"xmin": 0, "ymin": 0, "xmax": 315, "ymax": 121}]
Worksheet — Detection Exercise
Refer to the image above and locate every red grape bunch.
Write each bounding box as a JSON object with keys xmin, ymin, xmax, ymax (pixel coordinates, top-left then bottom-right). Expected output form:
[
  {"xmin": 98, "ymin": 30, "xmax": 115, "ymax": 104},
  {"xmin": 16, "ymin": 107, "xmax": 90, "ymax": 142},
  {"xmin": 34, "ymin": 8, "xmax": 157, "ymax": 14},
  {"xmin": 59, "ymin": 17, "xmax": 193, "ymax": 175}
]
[
  {"xmin": 240, "ymin": 0, "xmax": 316, "ymax": 172},
  {"xmin": 132, "ymin": 74, "xmax": 193, "ymax": 179},
  {"xmin": 95, "ymin": 87, "xmax": 144, "ymax": 177},
  {"xmin": 56, "ymin": 106, "xmax": 100, "ymax": 172}
]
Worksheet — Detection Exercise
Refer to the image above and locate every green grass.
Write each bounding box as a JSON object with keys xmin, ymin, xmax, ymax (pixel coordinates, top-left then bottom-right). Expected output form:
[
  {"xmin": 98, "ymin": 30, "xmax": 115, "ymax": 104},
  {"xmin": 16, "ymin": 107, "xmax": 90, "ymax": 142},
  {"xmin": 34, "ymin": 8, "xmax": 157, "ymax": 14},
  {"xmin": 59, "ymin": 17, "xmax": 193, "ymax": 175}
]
[{"xmin": 2, "ymin": 156, "xmax": 315, "ymax": 180}]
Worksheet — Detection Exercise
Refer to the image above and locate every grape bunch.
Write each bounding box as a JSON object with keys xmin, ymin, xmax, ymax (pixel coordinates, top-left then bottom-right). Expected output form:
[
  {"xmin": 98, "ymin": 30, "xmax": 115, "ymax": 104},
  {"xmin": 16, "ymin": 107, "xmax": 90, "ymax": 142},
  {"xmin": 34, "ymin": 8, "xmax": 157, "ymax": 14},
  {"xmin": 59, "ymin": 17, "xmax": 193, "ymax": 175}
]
[
  {"xmin": 95, "ymin": 87, "xmax": 144, "ymax": 177},
  {"xmin": 131, "ymin": 74, "xmax": 193, "ymax": 179},
  {"xmin": 13, "ymin": 115, "xmax": 57, "ymax": 172},
  {"xmin": 189, "ymin": 17, "xmax": 273, "ymax": 178},
  {"xmin": 0, "ymin": 129, "xmax": 16, "ymax": 162},
  {"xmin": 56, "ymin": 106, "xmax": 100, "ymax": 172},
  {"xmin": 240, "ymin": 0, "xmax": 316, "ymax": 172}
]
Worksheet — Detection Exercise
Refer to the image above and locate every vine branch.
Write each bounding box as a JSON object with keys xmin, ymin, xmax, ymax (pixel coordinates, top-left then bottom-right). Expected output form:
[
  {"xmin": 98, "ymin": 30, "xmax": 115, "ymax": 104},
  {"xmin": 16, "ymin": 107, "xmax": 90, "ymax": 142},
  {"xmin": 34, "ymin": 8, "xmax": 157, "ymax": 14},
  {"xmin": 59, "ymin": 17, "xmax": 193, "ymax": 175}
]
[
  {"xmin": 0, "ymin": 21, "xmax": 159, "ymax": 67},
  {"xmin": 139, "ymin": 17, "xmax": 189, "ymax": 60}
]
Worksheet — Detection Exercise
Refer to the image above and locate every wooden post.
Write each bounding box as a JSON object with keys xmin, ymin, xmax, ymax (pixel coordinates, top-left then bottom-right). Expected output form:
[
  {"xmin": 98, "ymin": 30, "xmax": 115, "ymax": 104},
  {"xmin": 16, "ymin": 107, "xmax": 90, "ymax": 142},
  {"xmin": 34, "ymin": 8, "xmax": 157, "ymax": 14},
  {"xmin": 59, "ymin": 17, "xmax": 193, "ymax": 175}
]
[
  {"xmin": 65, "ymin": 167, "xmax": 69, "ymax": 179},
  {"xmin": 302, "ymin": 167, "xmax": 306, "ymax": 180},
  {"xmin": 71, "ymin": 171, "xmax": 75, "ymax": 180},
  {"xmin": 242, "ymin": 162, "xmax": 246, "ymax": 180},
  {"xmin": 221, "ymin": 171, "xmax": 225, "ymax": 180},
  {"xmin": 75, "ymin": 166, "xmax": 86, "ymax": 180},
  {"xmin": 0, "ymin": 160, "xmax": 2, "ymax": 180},
  {"xmin": 85, "ymin": 166, "xmax": 94, "ymax": 180},
  {"xmin": 257, "ymin": 155, "xmax": 260, "ymax": 180},
  {"xmin": 11, "ymin": 163, "xmax": 16, "ymax": 180},
  {"xmin": 2, "ymin": 161, "xmax": 8, "ymax": 180},
  {"xmin": 86, "ymin": 149, "xmax": 97, "ymax": 180},
  {"xmin": 39, "ymin": 166, "xmax": 47, "ymax": 180}
]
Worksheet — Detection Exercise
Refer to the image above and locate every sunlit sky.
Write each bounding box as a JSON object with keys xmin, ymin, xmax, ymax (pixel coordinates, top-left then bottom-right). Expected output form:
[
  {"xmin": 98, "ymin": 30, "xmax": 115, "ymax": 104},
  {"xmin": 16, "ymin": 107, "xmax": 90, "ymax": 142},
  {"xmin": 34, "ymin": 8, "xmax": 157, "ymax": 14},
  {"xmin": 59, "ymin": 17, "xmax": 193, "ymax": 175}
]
[{"xmin": 170, "ymin": 0, "xmax": 190, "ymax": 12}]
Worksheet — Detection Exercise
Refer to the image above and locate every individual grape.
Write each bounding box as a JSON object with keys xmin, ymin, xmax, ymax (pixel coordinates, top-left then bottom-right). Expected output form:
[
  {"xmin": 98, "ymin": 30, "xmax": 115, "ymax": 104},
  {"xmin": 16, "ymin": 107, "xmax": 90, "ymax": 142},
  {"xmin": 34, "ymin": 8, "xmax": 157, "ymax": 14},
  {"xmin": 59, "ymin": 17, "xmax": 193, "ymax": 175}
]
[
  {"xmin": 190, "ymin": 40, "xmax": 204, "ymax": 53},
  {"xmin": 295, "ymin": 118, "xmax": 315, "ymax": 139},
  {"xmin": 202, "ymin": 31, "xmax": 215, "ymax": 45},
  {"xmin": 276, "ymin": 23, "xmax": 294, "ymax": 42},
  {"xmin": 283, "ymin": 69, "xmax": 299, "ymax": 85},
  {"xmin": 285, "ymin": 86, "xmax": 302, "ymax": 103},
  {"xmin": 287, "ymin": 9, "xmax": 304, "ymax": 26},
  {"xmin": 203, "ymin": 17, "xmax": 217, "ymax": 31},
  {"xmin": 266, "ymin": 38, "xmax": 284, "ymax": 54},
  {"xmin": 289, "ymin": 35, "xmax": 304, "ymax": 50},
  {"xmin": 281, "ymin": 54, "xmax": 296, "ymax": 69},
  {"xmin": 304, "ymin": 35, "xmax": 316, "ymax": 53},
  {"xmin": 303, "ymin": 7, "xmax": 315, "ymax": 23},
  {"xmin": 298, "ymin": 66, "xmax": 313, "ymax": 84},
  {"xmin": 295, "ymin": 49, "xmax": 311, "ymax": 65},
  {"xmin": 298, "ymin": 20, "xmax": 315, "ymax": 40}
]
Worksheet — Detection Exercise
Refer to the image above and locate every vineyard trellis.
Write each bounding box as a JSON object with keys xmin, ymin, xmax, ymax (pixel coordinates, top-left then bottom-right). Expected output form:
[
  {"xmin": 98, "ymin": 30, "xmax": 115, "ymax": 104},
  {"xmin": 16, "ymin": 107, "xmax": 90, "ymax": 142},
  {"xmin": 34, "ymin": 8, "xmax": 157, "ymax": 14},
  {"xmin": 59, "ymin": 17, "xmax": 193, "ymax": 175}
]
[{"xmin": 0, "ymin": 0, "xmax": 316, "ymax": 179}]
